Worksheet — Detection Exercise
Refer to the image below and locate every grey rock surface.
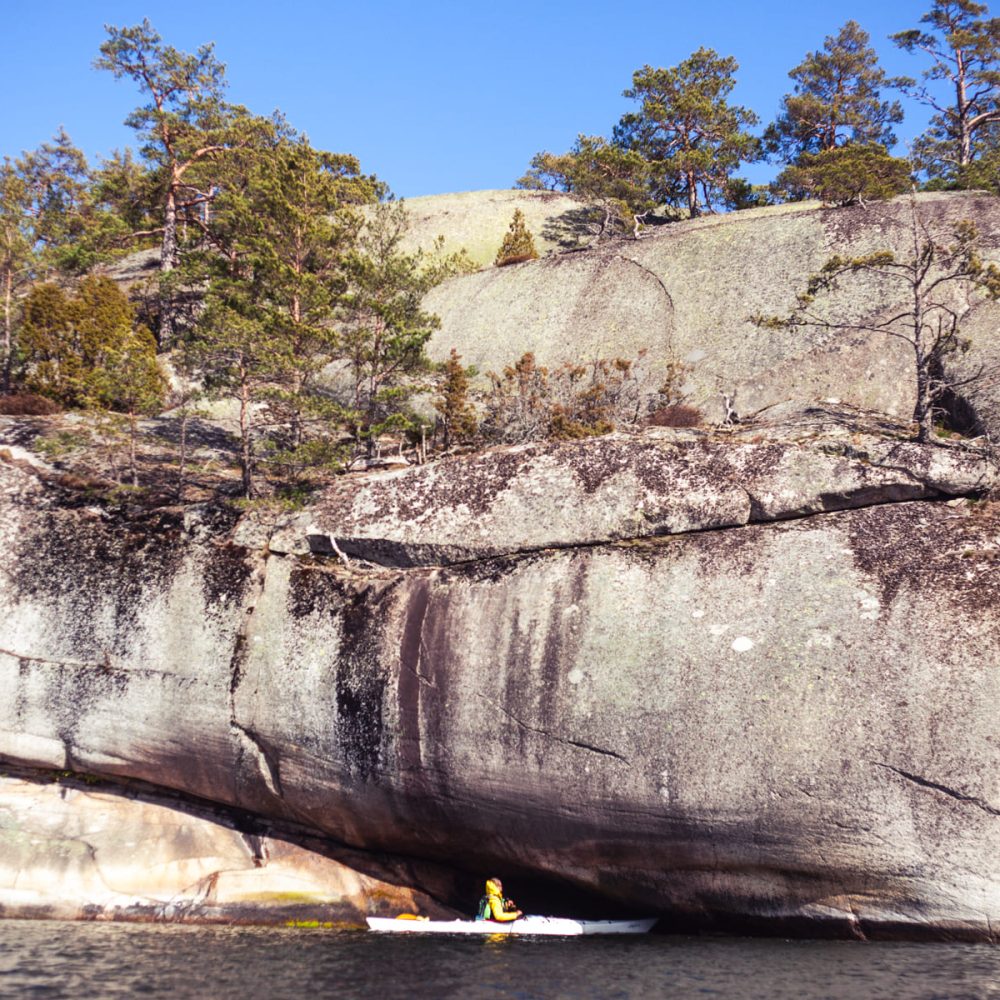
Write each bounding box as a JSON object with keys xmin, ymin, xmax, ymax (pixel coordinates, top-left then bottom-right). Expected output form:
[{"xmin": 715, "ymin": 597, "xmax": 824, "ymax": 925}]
[
  {"xmin": 2, "ymin": 426, "xmax": 1000, "ymax": 937},
  {"xmin": 423, "ymin": 192, "xmax": 1000, "ymax": 431},
  {"xmin": 265, "ymin": 411, "xmax": 995, "ymax": 566}
]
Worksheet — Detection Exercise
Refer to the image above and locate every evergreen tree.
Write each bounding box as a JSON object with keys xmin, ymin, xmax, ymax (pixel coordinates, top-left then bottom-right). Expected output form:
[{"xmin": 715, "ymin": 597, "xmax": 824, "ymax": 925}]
[
  {"xmin": 776, "ymin": 144, "xmax": 912, "ymax": 205},
  {"xmin": 434, "ymin": 348, "xmax": 477, "ymax": 447},
  {"xmin": 186, "ymin": 133, "xmax": 381, "ymax": 494},
  {"xmin": 91, "ymin": 325, "xmax": 167, "ymax": 486},
  {"xmin": 517, "ymin": 136, "xmax": 652, "ymax": 241},
  {"xmin": 765, "ymin": 22, "xmax": 905, "ymax": 161},
  {"xmin": 18, "ymin": 283, "xmax": 75, "ymax": 400},
  {"xmin": 495, "ymin": 209, "xmax": 539, "ymax": 265},
  {"xmin": 615, "ymin": 49, "xmax": 760, "ymax": 217},
  {"xmin": 0, "ymin": 158, "xmax": 33, "ymax": 392},
  {"xmin": 339, "ymin": 201, "xmax": 466, "ymax": 453},
  {"xmin": 893, "ymin": 1, "xmax": 1000, "ymax": 182},
  {"xmin": 0, "ymin": 131, "xmax": 98, "ymax": 390},
  {"xmin": 20, "ymin": 274, "xmax": 165, "ymax": 479},
  {"xmin": 201, "ymin": 135, "xmax": 377, "ymax": 459},
  {"xmin": 184, "ymin": 284, "xmax": 283, "ymax": 498},
  {"xmin": 21, "ymin": 276, "xmax": 141, "ymax": 407},
  {"xmin": 96, "ymin": 19, "xmax": 273, "ymax": 344}
]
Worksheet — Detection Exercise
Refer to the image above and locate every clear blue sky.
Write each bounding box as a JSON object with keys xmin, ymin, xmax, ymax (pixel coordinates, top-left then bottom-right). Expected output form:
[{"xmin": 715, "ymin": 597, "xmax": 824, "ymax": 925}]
[{"xmin": 3, "ymin": 0, "xmax": 944, "ymax": 197}]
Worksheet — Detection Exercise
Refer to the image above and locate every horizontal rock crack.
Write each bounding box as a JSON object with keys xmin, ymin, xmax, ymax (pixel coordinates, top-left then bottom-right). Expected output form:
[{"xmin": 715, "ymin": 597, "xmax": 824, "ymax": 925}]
[{"xmin": 281, "ymin": 489, "xmax": 987, "ymax": 572}]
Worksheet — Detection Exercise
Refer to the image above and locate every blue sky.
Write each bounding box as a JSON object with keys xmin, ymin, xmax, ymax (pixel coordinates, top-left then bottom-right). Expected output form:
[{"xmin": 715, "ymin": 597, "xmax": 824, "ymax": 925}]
[{"xmin": 4, "ymin": 0, "xmax": 945, "ymax": 197}]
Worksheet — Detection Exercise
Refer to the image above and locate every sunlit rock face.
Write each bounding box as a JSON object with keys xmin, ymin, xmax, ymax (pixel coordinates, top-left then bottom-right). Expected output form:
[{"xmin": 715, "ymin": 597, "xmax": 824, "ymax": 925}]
[
  {"xmin": 2, "ymin": 407, "xmax": 1000, "ymax": 938},
  {"xmin": 0, "ymin": 774, "xmax": 447, "ymax": 924},
  {"xmin": 266, "ymin": 410, "xmax": 994, "ymax": 566},
  {"xmin": 423, "ymin": 191, "xmax": 1000, "ymax": 436}
]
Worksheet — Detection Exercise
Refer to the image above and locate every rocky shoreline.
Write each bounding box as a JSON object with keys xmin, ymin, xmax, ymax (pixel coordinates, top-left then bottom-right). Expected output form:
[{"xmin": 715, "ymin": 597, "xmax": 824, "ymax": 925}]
[{"xmin": 3, "ymin": 406, "xmax": 999, "ymax": 938}]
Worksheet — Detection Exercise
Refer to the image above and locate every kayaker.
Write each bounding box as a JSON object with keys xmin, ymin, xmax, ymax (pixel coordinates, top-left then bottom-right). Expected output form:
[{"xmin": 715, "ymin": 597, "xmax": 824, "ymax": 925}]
[{"xmin": 476, "ymin": 878, "xmax": 523, "ymax": 922}]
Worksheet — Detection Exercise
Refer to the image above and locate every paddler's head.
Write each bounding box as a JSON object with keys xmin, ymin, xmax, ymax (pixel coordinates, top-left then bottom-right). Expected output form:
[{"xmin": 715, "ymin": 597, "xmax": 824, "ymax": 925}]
[{"xmin": 485, "ymin": 878, "xmax": 503, "ymax": 897}]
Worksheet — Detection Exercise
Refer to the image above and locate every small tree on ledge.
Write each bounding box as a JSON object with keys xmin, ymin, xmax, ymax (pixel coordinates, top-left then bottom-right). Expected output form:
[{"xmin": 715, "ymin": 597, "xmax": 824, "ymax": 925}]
[
  {"xmin": 434, "ymin": 348, "xmax": 478, "ymax": 447},
  {"xmin": 495, "ymin": 209, "xmax": 539, "ymax": 266}
]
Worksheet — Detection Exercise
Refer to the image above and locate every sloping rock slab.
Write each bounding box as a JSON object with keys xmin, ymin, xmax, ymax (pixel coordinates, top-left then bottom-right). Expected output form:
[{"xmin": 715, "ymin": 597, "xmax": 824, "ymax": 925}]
[
  {"xmin": 264, "ymin": 422, "xmax": 995, "ymax": 567},
  {"xmin": 0, "ymin": 773, "xmax": 451, "ymax": 924}
]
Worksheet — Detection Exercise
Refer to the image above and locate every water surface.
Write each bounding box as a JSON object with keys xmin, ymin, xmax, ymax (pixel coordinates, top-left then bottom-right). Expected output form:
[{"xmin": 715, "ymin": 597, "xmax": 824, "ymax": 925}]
[{"xmin": 2, "ymin": 920, "xmax": 999, "ymax": 999}]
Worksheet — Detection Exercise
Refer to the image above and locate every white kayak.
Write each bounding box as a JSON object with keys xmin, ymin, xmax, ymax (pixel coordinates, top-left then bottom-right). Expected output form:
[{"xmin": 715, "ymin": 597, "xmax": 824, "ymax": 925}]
[{"xmin": 366, "ymin": 916, "xmax": 656, "ymax": 936}]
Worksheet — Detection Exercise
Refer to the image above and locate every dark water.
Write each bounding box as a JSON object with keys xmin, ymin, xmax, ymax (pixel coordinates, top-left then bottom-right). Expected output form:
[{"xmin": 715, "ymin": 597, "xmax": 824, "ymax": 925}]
[{"xmin": 2, "ymin": 921, "xmax": 999, "ymax": 1000}]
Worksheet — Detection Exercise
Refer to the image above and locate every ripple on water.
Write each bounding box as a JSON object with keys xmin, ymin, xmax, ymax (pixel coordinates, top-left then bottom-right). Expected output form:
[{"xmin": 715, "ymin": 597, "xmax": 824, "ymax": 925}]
[{"xmin": 1, "ymin": 921, "xmax": 1000, "ymax": 1000}]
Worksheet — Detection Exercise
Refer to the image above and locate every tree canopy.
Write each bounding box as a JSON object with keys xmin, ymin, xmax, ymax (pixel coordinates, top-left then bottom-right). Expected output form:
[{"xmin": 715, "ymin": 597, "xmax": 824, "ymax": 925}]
[
  {"xmin": 893, "ymin": 0, "xmax": 1000, "ymax": 181},
  {"xmin": 765, "ymin": 21, "xmax": 905, "ymax": 159},
  {"xmin": 615, "ymin": 49, "xmax": 760, "ymax": 217}
]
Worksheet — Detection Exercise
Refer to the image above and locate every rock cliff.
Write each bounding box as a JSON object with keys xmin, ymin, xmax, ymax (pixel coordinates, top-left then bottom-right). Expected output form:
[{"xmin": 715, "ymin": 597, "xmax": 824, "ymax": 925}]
[
  {"xmin": 423, "ymin": 191, "xmax": 1000, "ymax": 436},
  {"xmin": 2, "ymin": 407, "xmax": 999, "ymax": 938}
]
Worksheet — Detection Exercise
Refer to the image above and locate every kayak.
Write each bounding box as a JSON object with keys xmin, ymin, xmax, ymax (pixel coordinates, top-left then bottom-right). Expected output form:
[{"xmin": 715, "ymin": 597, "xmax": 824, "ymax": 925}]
[{"xmin": 366, "ymin": 916, "xmax": 657, "ymax": 936}]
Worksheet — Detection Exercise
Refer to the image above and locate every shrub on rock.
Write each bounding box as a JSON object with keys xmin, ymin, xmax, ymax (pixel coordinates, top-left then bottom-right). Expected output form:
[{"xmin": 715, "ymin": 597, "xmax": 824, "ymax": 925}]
[
  {"xmin": 495, "ymin": 209, "xmax": 539, "ymax": 266},
  {"xmin": 775, "ymin": 143, "xmax": 912, "ymax": 206}
]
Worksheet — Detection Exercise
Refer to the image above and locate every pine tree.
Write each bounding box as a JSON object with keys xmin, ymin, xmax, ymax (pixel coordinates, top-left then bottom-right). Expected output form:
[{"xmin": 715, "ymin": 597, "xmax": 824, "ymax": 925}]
[
  {"xmin": 495, "ymin": 209, "xmax": 539, "ymax": 266},
  {"xmin": 615, "ymin": 49, "xmax": 760, "ymax": 217},
  {"xmin": 184, "ymin": 285, "xmax": 283, "ymax": 499},
  {"xmin": 91, "ymin": 325, "xmax": 166, "ymax": 486},
  {"xmin": 340, "ymin": 201, "xmax": 466, "ymax": 454},
  {"xmin": 776, "ymin": 144, "xmax": 912, "ymax": 206},
  {"xmin": 434, "ymin": 348, "xmax": 477, "ymax": 446},
  {"xmin": 95, "ymin": 20, "xmax": 273, "ymax": 344},
  {"xmin": 893, "ymin": 1, "xmax": 1000, "ymax": 183},
  {"xmin": 518, "ymin": 136, "xmax": 653, "ymax": 241},
  {"xmin": 0, "ymin": 159, "xmax": 33, "ymax": 392},
  {"xmin": 765, "ymin": 21, "xmax": 905, "ymax": 160},
  {"xmin": 196, "ymin": 134, "xmax": 376, "ymax": 466}
]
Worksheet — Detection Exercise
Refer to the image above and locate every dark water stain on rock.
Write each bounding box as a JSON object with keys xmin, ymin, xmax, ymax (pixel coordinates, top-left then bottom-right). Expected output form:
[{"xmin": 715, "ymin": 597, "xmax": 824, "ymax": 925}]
[
  {"xmin": 334, "ymin": 581, "xmax": 398, "ymax": 783},
  {"xmin": 844, "ymin": 501, "xmax": 1000, "ymax": 612},
  {"xmin": 201, "ymin": 544, "xmax": 256, "ymax": 609},
  {"xmin": 286, "ymin": 562, "xmax": 346, "ymax": 620},
  {"xmin": 10, "ymin": 504, "xmax": 186, "ymax": 659},
  {"xmin": 396, "ymin": 576, "xmax": 431, "ymax": 775}
]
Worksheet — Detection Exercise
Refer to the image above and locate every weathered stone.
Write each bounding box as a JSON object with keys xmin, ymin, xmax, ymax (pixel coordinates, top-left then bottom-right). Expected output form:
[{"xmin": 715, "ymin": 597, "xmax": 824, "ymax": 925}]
[
  {"xmin": 3, "ymin": 435, "xmax": 1000, "ymax": 937},
  {"xmin": 423, "ymin": 192, "xmax": 1000, "ymax": 430},
  {"xmin": 0, "ymin": 773, "xmax": 448, "ymax": 924},
  {"xmin": 264, "ymin": 413, "xmax": 995, "ymax": 566}
]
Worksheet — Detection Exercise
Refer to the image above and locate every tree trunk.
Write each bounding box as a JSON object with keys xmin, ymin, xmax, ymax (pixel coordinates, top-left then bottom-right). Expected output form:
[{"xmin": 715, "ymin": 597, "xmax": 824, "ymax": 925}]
[
  {"xmin": 177, "ymin": 410, "xmax": 188, "ymax": 500},
  {"xmin": 2, "ymin": 267, "xmax": 12, "ymax": 393},
  {"xmin": 239, "ymin": 371, "xmax": 253, "ymax": 498},
  {"xmin": 914, "ymin": 355, "xmax": 934, "ymax": 443},
  {"xmin": 128, "ymin": 409, "xmax": 139, "ymax": 487},
  {"xmin": 686, "ymin": 173, "xmax": 699, "ymax": 218},
  {"xmin": 159, "ymin": 186, "xmax": 178, "ymax": 348}
]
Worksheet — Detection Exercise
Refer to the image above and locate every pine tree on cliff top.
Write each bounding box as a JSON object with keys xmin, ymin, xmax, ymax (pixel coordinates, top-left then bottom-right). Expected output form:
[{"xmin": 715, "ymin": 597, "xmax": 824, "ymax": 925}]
[
  {"xmin": 495, "ymin": 209, "xmax": 539, "ymax": 266},
  {"xmin": 95, "ymin": 19, "xmax": 274, "ymax": 346},
  {"xmin": 765, "ymin": 21, "xmax": 905, "ymax": 160},
  {"xmin": 893, "ymin": 0, "xmax": 1000, "ymax": 184},
  {"xmin": 615, "ymin": 48, "xmax": 760, "ymax": 218}
]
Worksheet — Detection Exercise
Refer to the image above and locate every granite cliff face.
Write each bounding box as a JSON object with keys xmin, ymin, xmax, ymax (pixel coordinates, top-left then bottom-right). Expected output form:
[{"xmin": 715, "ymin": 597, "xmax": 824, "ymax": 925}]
[
  {"xmin": 2, "ymin": 406, "xmax": 999, "ymax": 937},
  {"xmin": 5, "ymin": 192, "xmax": 1000, "ymax": 934},
  {"xmin": 423, "ymin": 191, "xmax": 1000, "ymax": 436}
]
